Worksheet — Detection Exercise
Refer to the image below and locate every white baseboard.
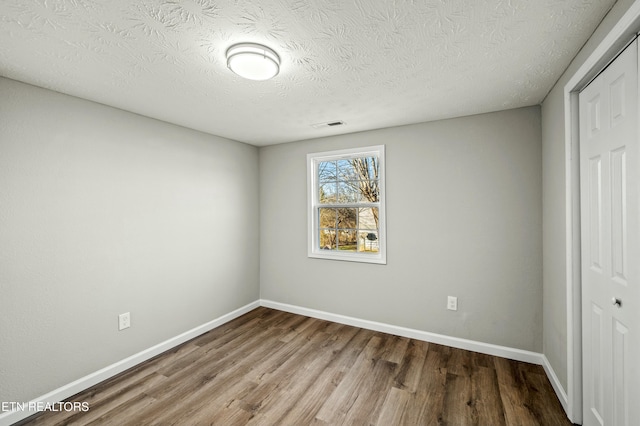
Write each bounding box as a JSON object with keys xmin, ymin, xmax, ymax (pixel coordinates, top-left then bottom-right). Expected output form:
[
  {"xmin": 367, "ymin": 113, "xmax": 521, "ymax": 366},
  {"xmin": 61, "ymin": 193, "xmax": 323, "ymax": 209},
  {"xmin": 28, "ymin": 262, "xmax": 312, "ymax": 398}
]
[
  {"xmin": 0, "ymin": 300, "xmax": 260, "ymax": 426},
  {"xmin": 541, "ymin": 354, "xmax": 569, "ymax": 416},
  {"xmin": 260, "ymin": 299, "xmax": 544, "ymax": 365}
]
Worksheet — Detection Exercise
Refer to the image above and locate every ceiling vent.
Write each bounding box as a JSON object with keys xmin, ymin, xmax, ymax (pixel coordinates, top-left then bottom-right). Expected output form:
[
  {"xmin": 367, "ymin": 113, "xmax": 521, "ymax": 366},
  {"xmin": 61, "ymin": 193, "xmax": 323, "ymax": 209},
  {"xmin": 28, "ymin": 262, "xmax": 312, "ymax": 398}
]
[{"xmin": 311, "ymin": 120, "xmax": 345, "ymax": 129}]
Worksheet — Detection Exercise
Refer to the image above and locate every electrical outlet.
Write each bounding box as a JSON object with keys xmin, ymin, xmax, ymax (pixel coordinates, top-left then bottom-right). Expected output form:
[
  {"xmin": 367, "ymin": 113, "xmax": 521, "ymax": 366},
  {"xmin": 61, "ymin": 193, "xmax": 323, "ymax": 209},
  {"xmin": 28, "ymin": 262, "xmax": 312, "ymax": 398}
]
[
  {"xmin": 118, "ymin": 312, "xmax": 130, "ymax": 330},
  {"xmin": 447, "ymin": 296, "xmax": 458, "ymax": 311}
]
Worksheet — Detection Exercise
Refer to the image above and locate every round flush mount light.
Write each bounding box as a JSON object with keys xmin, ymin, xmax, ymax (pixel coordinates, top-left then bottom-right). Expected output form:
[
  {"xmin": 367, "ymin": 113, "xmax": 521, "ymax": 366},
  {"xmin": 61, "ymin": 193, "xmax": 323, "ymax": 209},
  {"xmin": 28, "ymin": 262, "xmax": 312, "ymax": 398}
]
[{"xmin": 226, "ymin": 43, "xmax": 280, "ymax": 81}]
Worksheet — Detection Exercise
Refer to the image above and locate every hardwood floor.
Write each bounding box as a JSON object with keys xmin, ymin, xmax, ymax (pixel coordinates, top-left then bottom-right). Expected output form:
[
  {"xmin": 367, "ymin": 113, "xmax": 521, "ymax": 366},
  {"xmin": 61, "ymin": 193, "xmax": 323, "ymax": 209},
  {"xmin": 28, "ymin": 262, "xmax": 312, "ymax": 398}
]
[{"xmin": 19, "ymin": 307, "xmax": 572, "ymax": 425}]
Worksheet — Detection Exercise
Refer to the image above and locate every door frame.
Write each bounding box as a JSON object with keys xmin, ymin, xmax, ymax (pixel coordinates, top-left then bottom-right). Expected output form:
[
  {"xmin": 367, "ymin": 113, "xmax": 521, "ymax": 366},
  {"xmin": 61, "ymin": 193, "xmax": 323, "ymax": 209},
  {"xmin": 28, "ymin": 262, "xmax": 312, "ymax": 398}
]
[{"xmin": 563, "ymin": 2, "xmax": 640, "ymax": 423}]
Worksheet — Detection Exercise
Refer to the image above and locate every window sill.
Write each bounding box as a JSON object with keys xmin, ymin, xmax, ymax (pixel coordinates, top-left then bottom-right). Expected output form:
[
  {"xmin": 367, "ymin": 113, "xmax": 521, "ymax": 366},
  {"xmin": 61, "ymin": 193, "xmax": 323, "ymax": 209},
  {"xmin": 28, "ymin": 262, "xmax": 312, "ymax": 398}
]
[{"xmin": 308, "ymin": 250, "xmax": 386, "ymax": 264}]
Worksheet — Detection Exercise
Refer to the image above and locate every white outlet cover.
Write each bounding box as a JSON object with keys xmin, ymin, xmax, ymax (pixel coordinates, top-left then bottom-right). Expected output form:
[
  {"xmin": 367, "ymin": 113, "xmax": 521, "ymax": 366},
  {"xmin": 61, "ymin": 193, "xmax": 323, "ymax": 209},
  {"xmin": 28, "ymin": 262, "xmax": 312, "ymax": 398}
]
[
  {"xmin": 118, "ymin": 312, "xmax": 130, "ymax": 330},
  {"xmin": 447, "ymin": 296, "xmax": 458, "ymax": 311}
]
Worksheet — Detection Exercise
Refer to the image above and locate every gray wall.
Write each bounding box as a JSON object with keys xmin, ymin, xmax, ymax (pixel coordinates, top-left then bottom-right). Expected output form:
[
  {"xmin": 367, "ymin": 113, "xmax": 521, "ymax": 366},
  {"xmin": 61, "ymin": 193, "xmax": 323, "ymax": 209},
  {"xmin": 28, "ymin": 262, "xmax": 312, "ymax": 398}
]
[
  {"xmin": 541, "ymin": 0, "xmax": 636, "ymax": 394},
  {"xmin": 0, "ymin": 77, "xmax": 260, "ymax": 403},
  {"xmin": 260, "ymin": 107, "xmax": 542, "ymax": 352}
]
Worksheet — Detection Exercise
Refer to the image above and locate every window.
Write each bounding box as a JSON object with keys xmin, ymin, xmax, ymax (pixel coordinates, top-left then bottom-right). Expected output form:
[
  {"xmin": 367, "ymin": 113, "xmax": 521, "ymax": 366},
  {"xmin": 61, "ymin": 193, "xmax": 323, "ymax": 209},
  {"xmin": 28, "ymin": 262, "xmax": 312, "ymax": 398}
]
[{"xmin": 307, "ymin": 145, "xmax": 386, "ymax": 264}]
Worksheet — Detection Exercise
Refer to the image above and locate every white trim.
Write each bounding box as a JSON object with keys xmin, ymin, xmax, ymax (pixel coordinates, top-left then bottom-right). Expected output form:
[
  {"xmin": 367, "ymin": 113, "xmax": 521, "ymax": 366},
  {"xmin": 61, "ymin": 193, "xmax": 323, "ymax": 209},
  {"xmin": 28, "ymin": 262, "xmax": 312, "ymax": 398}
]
[
  {"xmin": 307, "ymin": 145, "xmax": 387, "ymax": 264},
  {"xmin": 0, "ymin": 300, "xmax": 260, "ymax": 426},
  {"xmin": 542, "ymin": 354, "xmax": 569, "ymax": 414},
  {"xmin": 564, "ymin": 89, "xmax": 584, "ymax": 424},
  {"xmin": 562, "ymin": 2, "xmax": 640, "ymax": 423},
  {"xmin": 260, "ymin": 299, "xmax": 543, "ymax": 365}
]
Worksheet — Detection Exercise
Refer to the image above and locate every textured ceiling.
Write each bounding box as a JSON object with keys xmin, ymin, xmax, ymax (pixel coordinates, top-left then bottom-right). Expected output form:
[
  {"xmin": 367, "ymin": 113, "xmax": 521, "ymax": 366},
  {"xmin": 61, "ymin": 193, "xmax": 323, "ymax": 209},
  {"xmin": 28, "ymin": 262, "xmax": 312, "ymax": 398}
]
[{"xmin": 0, "ymin": 0, "xmax": 616, "ymax": 146}]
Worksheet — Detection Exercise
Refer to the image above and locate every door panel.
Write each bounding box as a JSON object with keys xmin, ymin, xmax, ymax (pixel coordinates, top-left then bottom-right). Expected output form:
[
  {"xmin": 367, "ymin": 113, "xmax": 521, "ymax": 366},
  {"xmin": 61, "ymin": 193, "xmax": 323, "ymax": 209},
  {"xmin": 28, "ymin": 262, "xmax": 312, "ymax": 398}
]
[
  {"xmin": 588, "ymin": 156, "xmax": 603, "ymax": 270},
  {"xmin": 590, "ymin": 303, "xmax": 604, "ymax": 425},
  {"xmin": 610, "ymin": 148, "xmax": 627, "ymax": 283},
  {"xmin": 580, "ymin": 39, "xmax": 639, "ymax": 426},
  {"xmin": 612, "ymin": 320, "xmax": 628, "ymax": 426}
]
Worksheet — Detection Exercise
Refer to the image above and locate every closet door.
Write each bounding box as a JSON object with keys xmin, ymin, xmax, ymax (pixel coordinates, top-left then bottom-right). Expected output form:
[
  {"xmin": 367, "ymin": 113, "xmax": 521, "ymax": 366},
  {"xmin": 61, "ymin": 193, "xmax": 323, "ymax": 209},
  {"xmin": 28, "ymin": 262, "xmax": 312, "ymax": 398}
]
[{"xmin": 579, "ymin": 39, "xmax": 639, "ymax": 426}]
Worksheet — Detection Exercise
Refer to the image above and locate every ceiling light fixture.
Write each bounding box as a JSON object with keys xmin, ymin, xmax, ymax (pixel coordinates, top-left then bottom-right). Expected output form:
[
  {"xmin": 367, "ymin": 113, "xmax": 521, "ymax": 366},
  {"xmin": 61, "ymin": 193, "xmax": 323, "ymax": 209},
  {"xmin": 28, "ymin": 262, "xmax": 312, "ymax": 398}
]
[{"xmin": 226, "ymin": 43, "xmax": 280, "ymax": 81}]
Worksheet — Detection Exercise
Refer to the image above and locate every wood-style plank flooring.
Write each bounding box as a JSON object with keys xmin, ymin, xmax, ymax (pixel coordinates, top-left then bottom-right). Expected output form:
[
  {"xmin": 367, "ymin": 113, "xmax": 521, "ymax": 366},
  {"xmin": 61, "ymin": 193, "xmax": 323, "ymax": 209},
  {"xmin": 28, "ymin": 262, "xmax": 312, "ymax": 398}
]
[{"xmin": 19, "ymin": 307, "xmax": 572, "ymax": 425}]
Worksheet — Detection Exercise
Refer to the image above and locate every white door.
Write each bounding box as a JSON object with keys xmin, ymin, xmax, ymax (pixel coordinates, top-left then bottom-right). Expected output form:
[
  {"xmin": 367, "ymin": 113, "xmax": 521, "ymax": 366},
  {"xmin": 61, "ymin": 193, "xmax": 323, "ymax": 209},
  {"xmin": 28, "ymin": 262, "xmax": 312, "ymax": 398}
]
[{"xmin": 579, "ymin": 39, "xmax": 640, "ymax": 426}]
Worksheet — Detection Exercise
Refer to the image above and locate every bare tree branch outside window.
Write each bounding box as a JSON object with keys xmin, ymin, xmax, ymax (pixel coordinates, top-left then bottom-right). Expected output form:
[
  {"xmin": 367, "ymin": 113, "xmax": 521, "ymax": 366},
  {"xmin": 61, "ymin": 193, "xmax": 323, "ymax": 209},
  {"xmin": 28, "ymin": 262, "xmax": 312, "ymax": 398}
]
[{"xmin": 317, "ymin": 156, "xmax": 379, "ymax": 252}]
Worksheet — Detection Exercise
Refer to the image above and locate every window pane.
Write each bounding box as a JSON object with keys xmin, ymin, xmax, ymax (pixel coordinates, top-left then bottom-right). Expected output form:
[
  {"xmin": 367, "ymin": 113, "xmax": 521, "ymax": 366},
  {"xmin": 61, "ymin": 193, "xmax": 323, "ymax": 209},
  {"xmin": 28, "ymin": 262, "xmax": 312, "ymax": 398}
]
[
  {"xmin": 367, "ymin": 157, "xmax": 379, "ymax": 179},
  {"xmin": 358, "ymin": 207, "xmax": 378, "ymax": 229},
  {"xmin": 338, "ymin": 181, "xmax": 360, "ymax": 202},
  {"xmin": 319, "ymin": 229, "xmax": 336, "ymax": 250},
  {"xmin": 351, "ymin": 157, "xmax": 378, "ymax": 181},
  {"xmin": 319, "ymin": 208, "xmax": 336, "ymax": 228},
  {"xmin": 319, "ymin": 182, "xmax": 337, "ymax": 203},
  {"xmin": 358, "ymin": 179, "xmax": 379, "ymax": 203},
  {"xmin": 337, "ymin": 208, "xmax": 357, "ymax": 228},
  {"xmin": 338, "ymin": 230, "xmax": 357, "ymax": 252},
  {"xmin": 358, "ymin": 230, "xmax": 379, "ymax": 253},
  {"xmin": 337, "ymin": 159, "xmax": 357, "ymax": 181},
  {"xmin": 318, "ymin": 161, "xmax": 337, "ymax": 182}
]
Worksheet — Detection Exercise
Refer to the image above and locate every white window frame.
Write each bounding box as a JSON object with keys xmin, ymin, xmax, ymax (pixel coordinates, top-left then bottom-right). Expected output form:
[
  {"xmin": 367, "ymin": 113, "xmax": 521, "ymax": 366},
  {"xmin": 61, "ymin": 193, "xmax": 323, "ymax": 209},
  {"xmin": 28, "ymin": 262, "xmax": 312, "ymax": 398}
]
[{"xmin": 307, "ymin": 145, "xmax": 386, "ymax": 264}]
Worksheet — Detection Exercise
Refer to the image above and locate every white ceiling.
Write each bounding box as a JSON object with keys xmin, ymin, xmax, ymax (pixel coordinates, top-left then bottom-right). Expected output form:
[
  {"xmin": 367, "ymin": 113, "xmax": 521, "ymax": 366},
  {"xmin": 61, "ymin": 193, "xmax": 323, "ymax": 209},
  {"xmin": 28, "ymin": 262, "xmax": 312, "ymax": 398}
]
[{"xmin": 0, "ymin": 0, "xmax": 616, "ymax": 146}]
